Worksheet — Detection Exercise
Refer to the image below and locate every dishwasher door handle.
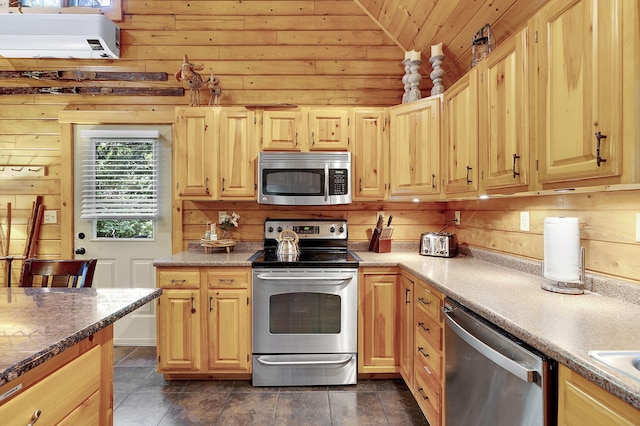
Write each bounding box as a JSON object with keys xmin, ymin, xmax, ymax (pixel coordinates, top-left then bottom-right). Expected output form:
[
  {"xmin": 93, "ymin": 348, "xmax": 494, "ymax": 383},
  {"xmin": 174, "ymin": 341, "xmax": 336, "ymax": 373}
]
[{"xmin": 444, "ymin": 310, "xmax": 537, "ymax": 383}]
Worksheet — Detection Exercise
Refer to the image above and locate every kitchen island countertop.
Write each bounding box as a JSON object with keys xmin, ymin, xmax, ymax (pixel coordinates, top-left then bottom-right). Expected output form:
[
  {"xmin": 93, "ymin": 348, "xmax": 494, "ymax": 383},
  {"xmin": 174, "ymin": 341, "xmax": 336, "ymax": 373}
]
[
  {"xmin": 154, "ymin": 246, "xmax": 640, "ymax": 410},
  {"xmin": 0, "ymin": 287, "xmax": 162, "ymax": 386}
]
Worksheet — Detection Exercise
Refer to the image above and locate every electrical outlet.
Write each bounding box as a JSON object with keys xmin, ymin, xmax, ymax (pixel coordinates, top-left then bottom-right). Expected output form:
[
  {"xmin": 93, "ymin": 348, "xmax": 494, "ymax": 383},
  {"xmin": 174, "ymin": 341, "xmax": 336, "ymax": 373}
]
[
  {"xmin": 454, "ymin": 211, "xmax": 460, "ymax": 225},
  {"xmin": 520, "ymin": 211, "xmax": 530, "ymax": 232},
  {"xmin": 43, "ymin": 210, "xmax": 57, "ymax": 224},
  {"xmin": 636, "ymin": 213, "xmax": 640, "ymax": 242},
  {"xmin": 218, "ymin": 211, "xmax": 227, "ymax": 224}
]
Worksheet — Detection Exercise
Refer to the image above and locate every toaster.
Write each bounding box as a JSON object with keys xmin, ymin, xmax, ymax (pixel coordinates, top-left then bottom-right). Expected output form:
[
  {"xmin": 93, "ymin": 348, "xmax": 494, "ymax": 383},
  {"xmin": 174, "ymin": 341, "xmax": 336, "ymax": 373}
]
[{"xmin": 419, "ymin": 232, "xmax": 458, "ymax": 258}]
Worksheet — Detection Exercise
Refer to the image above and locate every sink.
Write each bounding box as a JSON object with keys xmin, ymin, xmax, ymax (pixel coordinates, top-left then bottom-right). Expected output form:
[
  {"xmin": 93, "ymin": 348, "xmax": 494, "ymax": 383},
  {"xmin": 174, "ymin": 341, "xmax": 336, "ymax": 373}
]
[{"xmin": 589, "ymin": 350, "xmax": 640, "ymax": 382}]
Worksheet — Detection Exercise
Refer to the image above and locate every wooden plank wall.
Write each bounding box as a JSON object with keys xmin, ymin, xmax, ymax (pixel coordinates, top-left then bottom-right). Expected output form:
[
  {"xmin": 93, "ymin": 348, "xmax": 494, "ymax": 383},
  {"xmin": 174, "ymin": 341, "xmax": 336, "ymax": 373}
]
[{"xmin": 448, "ymin": 189, "xmax": 640, "ymax": 284}]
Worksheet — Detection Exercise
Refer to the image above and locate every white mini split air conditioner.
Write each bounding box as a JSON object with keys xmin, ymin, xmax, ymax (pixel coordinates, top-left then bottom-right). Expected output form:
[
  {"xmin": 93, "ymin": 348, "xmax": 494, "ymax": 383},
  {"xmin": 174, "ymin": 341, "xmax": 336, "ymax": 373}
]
[{"xmin": 0, "ymin": 14, "xmax": 120, "ymax": 59}]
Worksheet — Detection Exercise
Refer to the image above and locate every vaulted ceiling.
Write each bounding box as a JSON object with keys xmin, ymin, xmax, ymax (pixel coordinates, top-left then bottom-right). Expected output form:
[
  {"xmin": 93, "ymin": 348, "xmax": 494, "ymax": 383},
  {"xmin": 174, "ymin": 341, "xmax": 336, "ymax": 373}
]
[{"xmin": 353, "ymin": 0, "xmax": 550, "ymax": 83}]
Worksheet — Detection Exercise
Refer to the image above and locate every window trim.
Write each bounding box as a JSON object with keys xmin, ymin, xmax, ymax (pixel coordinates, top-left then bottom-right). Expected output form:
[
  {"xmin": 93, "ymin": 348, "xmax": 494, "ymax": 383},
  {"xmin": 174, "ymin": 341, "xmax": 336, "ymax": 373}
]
[{"xmin": 3, "ymin": 1, "xmax": 122, "ymax": 21}]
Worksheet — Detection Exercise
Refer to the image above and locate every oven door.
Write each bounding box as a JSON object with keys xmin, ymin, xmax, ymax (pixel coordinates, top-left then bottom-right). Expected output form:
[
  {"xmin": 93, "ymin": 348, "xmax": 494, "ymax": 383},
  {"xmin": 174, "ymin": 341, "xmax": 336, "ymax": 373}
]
[{"xmin": 252, "ymin": 268, "xmax": 358, "ymax": 354}]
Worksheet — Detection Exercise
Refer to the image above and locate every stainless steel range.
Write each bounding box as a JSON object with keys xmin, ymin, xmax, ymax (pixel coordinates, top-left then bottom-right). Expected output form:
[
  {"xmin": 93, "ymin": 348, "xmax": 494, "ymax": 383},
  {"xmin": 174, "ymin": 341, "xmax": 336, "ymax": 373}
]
[{"xmin": 249, "ymin": 218, "xmax": 360, "ymax": 386}]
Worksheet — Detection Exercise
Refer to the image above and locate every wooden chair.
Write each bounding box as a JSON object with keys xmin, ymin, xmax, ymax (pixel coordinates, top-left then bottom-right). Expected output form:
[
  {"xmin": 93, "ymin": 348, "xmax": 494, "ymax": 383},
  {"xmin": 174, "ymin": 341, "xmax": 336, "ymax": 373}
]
[{"xmin": 19, "ymin": 258, "xmax": 97, "ymax": 288}]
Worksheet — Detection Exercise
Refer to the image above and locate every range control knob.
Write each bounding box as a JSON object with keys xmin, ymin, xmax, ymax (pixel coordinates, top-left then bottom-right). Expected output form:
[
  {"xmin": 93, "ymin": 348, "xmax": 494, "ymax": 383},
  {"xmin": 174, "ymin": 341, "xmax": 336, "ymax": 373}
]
[
  {"xmin": 330, "ymin": 226, "xmax": 336, "ymax": 233},
  {"xmin": 339, "ymin": 226, "xmax": 345, "ymax": 233},
  {"xmin": 267, "ymin": 226, "xmax": 274, "ymax": 233},
  {"xmin": 276, "ymin": 226, "xmax": 283, "ymax": 233}
]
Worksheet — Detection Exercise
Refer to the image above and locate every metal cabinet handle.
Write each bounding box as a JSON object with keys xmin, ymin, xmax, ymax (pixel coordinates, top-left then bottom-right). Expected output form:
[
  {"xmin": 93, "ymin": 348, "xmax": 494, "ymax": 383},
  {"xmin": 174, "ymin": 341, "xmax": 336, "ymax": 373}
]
[
  {"xmin": 221, "ymin": 177, "xmax": 225, "ymax": 192},
  {"xmin": 466, "ymin": 165, "xmax": 473, "ymax": 184},
  {"xmin": 311, "ymin": 131, "xmax": 315, "ymax": 146},
  {"xmin": 595, "ymin": 132, "xmax": 607, "ymax": 167},
  {"xmin": 512, "ymin": 153, "xmax": 521, "ymax": 178},
  {"xmin": 28, "ymin": 409, "xmax": 42, "ymax": 426},
  {"xmin": 217, "ymin": 278, "xmax": 235, "ymax": 284},
  {"xmin": 418, "ymin": 297, "xmax": 431, "ymax": 306},
  {"xmin": 417, "ymin": 347, "xmax": 429, "ymax": 358},
  {"xmin": 295, "ymin": 131, "xmax": 299, "ymax": 146},
  {"xmin": 405, "ymin": 288, "xmax": 411, "ymax": 304},
  {"xmin": 418, "ymin": 322, "xmax": 430, "ymax": 332},
  {"xmin": 417, "ymin": 387, "xmax": 429, "ymax": 401},
  {"xmin": 205, "ymin": 177, "xmax": 210, "ymax": 193},
  {"xmin": 209, "ymin": 296, "xmax": 214, "ymax": 312},
  {"xmin": 359, "ymin": 177, "xmax": 363, "ymax": 193},
  {"xmin": 190, "ymin": 295, "xmax": 196, "ymax": 314},
  {"xmin": 431, "ymin": 173, "xmax": 436, "ymax": 188},
  {"xmin": 170, "ymin": 279, "xmax": 187, "ymax": 284}
]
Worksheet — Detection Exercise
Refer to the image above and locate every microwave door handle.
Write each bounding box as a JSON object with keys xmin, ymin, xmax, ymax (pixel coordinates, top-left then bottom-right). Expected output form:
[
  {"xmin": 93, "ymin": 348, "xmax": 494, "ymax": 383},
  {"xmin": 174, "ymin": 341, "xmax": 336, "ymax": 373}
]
[{"xmin": 325, "ymin": 164, "xmax": 329, "ymax": 202}]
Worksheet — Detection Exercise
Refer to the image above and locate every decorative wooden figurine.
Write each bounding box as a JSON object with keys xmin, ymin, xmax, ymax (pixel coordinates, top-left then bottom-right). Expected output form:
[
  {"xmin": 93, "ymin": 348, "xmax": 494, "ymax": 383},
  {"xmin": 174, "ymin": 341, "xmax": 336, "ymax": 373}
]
[
  {"xmin": 175, "ymin": 54, "xmax": 204, "ymax": 106},
  {"xmin": 205, "ymin": 68, "xmax": 222, "ymax": 106}
]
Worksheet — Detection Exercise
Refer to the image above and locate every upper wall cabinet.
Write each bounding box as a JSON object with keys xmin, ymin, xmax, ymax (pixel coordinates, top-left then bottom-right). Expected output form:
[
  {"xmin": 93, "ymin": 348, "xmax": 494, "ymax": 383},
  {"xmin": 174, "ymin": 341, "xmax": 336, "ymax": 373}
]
[
  {"xmin": 531, "ymin": 0, "xmax": 627, "ymax": 188},
  {"xmin": 260, "ymin": 107, "xmax": 350, "ymax": 152},
  {"xmin": 389, "ymin": 96, "xmax": 442, "ymax": 200},
  {"xmin": 174, "ymin": 107, "xmax": 257, "ymax": 201},
  {"xmin": 352, "ymin": 108, "xmax": 389, "ymax": 201},
  {"xmin": 443, "ymin": 69, "xmax": 479, "ymax": 197},
  {"xmin": 174, "ymin": 108, "xmax": 217, "ymax": 200},
  {"xmin": 479, "ymin": 28, "xmax": 530, "ymax": 194}
]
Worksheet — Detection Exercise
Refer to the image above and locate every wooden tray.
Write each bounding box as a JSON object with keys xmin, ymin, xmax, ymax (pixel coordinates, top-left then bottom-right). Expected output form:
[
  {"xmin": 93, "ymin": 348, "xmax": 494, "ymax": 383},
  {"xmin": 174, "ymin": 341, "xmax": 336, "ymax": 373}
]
[{"xmin": 201, "ymin": 238, "xmax": 236, "ymax": 253}]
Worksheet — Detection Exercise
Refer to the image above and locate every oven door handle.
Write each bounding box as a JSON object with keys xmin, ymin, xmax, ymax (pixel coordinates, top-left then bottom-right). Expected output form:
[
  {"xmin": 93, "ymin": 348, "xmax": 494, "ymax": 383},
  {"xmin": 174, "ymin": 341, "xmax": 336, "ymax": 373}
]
[
  {"xmin": 444, "ymin": 309, "xmax": 537, "ymax": 383},
  {"xmin": 255, "ymin": 355, "xmax": 353, "ymax": 366},
  {"xmin": 255, "ymin": 274, "xmax": 354, "ymax": 282}
]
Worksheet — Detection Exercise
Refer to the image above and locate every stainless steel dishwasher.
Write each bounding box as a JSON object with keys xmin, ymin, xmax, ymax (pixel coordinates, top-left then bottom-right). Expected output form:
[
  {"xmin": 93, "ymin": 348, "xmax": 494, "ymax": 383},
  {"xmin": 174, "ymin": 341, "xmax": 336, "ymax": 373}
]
[{"xmin": 444, "ymin": 298, "xmax": 557, "ymax": 426}]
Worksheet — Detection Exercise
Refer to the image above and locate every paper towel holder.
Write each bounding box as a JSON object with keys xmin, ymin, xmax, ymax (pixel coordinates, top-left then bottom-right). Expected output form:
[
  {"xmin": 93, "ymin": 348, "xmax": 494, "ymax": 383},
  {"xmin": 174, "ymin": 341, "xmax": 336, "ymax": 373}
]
[{"xmin": 541, "ymin": 247, "xmax": 585, "ymax": 295}]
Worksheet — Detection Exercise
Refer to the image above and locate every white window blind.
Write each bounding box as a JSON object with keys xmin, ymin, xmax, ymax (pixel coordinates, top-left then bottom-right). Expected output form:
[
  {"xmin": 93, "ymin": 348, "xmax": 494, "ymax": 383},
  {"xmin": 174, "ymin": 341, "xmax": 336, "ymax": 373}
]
[{"xmin": 80, "ymin": 136, "xmax": 159, "ymax": 220}]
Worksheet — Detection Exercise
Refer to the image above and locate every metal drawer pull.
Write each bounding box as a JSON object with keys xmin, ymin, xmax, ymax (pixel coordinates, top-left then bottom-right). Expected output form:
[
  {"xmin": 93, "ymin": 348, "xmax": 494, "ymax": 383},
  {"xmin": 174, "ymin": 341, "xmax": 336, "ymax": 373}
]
[
  {"xmin": 28, "ymin": 409, "xmax": 42, "ymax": 426},
  {"xmin": 418, "ymin": 322, "xmax": 430, "ymax": 332},
  {"xmin": 190, "ymin": 295, "xmax": 196, "ymax": 314},
  {"xmin": 417, "ymin": 347, "xmax": 429, "ymax": 358},
  {"xmin": 217, "ymin": 278, "xmax": 235, "ymax": 284},
  {"xmin": 595, "ymin": 131, "xmax": 607, "ymax": 166},
  {"xmin": 256, "ymin": 356, "xmax": 352, "ymax": 366},
  {"xmin": 418, "ymin": 297, "xmax": 431, "ymax": 306},
  {"xmin": 170, "ymin": 279, "xmax": 187, "ymax": 284},
  {"xmin": 512, "ymin": 153, "xmax": 521, "ymax": 178},
  {"xmin": 417, "ymin": 388, "xmax": 429, "ymax": 401}
]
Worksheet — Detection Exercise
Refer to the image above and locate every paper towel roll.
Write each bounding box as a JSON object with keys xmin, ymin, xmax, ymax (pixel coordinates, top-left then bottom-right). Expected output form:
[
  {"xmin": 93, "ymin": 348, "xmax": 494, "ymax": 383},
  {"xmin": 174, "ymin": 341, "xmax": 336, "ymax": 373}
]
[{"xmin": 543, "ymin": 217, "xmax": 581, "ymax": 282}]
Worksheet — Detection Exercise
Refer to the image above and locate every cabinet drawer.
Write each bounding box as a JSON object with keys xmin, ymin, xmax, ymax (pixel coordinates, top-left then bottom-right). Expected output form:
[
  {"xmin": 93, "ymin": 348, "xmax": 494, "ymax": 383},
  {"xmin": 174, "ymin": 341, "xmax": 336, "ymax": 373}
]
[
  {"xmin": 415, "ymin": 308, "xmax": 442, "ymax": 351},
  {"xmin": 414, "ymin": 331, "xmax": 443, "ymax": 382},
  {"xmin": 157, "ymin": 268, "xmax": 200, "ymax": 288},
  {"xmin": 58, "ymin": 389, "xmax": 100, "ymax": 426},
  {"xmin": 204, "ymin": 268, "xmax": 249, "ymax": 289},
  {"xmin": 414, "ymin": 365, "xmax": 442, "ymax": 426},
  {"xmin": 0, "ymin": 346, "xmax": 101, "ymax": 426},
  {"xmin": 414, "ymin": 283, "xmax": 442, "ymax": 319}
]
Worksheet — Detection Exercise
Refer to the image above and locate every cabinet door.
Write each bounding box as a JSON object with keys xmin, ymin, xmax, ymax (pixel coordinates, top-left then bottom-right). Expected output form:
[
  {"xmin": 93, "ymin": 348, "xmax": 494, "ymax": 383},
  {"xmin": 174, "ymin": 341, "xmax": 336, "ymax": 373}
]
[
  {"xmin": 358, "ymin": 270, "xmax": 399, "ymax": 373},
  {"xmin": 481, "ymin": 28, "xmax": 530, "ymax": 192},
  {"xmin": 174, "ymin": 107, "xmax": 217, "ymax": 199},
  {"xmin": 206, "ymin": 289, "xmax": 250, "ymax": 372},
  {"xmin": 533, "ymin": 0, "xmax": 623, "ymax": 185},
  {"xmin": 399, "ymin": 275, "xmax": 414, "ymax": 387},
  {"xmin": 219, "ymin": 108, "xmax": 257, "ymax": 199},
  {"xmin": 444, "ymin": 68, "xmax": 479, "ymax": 195},
  {"xmin": 261, "ymin": 110, "xmax": 303, "ymax": 151},
  {"xmin": 157, "ymin": 289, "xmax": 201, "ymax": 371},
  {"xmin": 558, "ymin": 364, "xmax": 640, "ymax": 425},
  {"xmin": 352, "ymin": 108, "xmax": 389, "ymax": 200},
  {"xmin": 308, "ymin": 108, "xmax": 350, "ymax": 151},
  {"xmin": 389, "ymin": 97, "xmax": 441, "ymax": 199}
]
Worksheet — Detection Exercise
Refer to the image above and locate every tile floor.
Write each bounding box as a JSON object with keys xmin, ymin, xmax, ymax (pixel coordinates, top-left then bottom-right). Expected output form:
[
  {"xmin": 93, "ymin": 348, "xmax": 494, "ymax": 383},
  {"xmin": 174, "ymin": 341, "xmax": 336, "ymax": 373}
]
[{"xmin": 113, "ymin": 346, "xmax": 430, "ymax": 425}]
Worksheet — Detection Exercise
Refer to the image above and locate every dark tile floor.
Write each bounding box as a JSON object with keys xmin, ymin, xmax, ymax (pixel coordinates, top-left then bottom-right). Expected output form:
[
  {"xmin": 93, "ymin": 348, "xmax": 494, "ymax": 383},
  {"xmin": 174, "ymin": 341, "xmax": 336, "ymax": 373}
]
[{"xmin": 113, "ymin": 346, "xmax": 430, "ymax": 426}]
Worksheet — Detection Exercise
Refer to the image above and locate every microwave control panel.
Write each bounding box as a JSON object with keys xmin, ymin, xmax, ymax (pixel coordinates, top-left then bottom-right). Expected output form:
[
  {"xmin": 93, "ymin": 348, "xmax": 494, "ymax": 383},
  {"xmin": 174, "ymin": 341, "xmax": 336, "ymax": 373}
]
[{"xmin": 329, "ymin": 169, "xmax": 348, "ymax": 195}]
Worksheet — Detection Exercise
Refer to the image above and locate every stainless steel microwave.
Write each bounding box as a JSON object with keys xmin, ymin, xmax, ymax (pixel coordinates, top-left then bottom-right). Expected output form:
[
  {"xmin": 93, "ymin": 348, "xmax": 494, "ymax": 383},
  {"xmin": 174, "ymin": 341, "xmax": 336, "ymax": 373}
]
[{"xmin": 257, "ymin": 151, "xmax": 352, "ymax": 205}]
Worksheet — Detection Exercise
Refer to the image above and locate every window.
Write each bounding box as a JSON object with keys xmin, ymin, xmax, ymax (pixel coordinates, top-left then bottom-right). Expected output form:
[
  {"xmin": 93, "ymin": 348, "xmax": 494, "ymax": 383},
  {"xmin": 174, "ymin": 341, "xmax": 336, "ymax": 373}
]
[
  {"xmin": 8, "ymin": 0, "xmax": 122, "ymax": 21},
  {"xmin": 80, "ymin": 130, "xmax": 160, "ymax": 239}
]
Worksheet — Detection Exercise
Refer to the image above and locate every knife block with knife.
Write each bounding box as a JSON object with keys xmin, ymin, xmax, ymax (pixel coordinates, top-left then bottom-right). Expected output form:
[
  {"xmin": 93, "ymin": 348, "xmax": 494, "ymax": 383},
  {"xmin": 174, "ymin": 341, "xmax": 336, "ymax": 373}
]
[{"xmin": 369, "ymin": 215, "xmax": 393, "ymax": 253}]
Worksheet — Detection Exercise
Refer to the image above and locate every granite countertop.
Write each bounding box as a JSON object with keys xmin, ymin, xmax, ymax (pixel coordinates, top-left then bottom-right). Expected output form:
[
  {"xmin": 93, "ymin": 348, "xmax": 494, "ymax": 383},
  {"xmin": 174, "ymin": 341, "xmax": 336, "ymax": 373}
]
[
  {"xmin": 153, "ymin": 243, "xmax": 640, "ymax": 410},
  {"xmin": 0, "ymin": 287, "xmax": 162, "ymax": 386}
]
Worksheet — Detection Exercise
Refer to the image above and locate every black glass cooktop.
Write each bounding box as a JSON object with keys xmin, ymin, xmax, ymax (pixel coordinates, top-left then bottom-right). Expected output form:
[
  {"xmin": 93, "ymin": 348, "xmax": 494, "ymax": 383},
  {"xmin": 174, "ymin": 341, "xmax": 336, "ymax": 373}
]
[{"xmin": 249, "ymin": 249, "xmax": 361, "ymax": 268}]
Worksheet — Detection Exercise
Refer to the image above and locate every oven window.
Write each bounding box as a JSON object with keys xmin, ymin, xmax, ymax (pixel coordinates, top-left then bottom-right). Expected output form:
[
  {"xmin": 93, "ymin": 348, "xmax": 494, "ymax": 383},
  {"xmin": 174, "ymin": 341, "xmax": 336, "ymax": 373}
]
[
  {"xmin": 262, "ymin": 169, "xmax": 324, "ymax": 196},
  {"xmin": 269, "ymin": 292, "xmax": 341, "ymax": 334}
]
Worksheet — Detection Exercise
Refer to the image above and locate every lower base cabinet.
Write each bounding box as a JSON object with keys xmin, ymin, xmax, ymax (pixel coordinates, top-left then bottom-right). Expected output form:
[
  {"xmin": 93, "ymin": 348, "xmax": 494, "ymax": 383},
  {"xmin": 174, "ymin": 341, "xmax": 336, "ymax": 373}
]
[
  {"xmin": 558, "ymin": 364, "xmax": 640, "ymax": 425},
  {"xmin": 156, "ymin": 266, "xmax": 251, "ymax": 379},
  {"xmin": 0, "ymin": 326, "xmax": 113, "ymax": 426}
]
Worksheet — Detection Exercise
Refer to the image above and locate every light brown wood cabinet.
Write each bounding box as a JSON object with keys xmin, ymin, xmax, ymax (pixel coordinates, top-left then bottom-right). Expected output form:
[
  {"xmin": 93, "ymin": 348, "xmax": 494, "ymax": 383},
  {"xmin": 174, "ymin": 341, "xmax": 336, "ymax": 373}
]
[
  {"xmin": 558, "ymin": 364, "xmax": 640, "ymax": 425},
  {"xmin": 0, "ymin": 327, "xmax": 113, "ymax": 426},
  {"xmin": 260, "ymin": 107, "xmax": 350, "ymax": 151},
  {"xmin": 443, "ymin": 68, "xmax": 479, "ymax": 197},
  {"xmin": 174, "ymin": 107, "xmax": 257, "ymax": 201},
  {"xmin": 358, "ymin": 267, "xmax": 399, "ymax": 374},
  {"xmin": 479, "ymin": 27, "xmax": 530, "ymax": 193},
  {"xmin": 156, "ymin": 266, "xmax": 252, "ymax": 378},
  {"xmin": 389, "ymin": 96, "xmax": 442, "ymax": 200},
  {"xmin": 398, "ymin": 274, "xmax": 414, "ymax": 387},
  {"xmin": 407, "ymin": 272, "xmax": 445, "ymax": 426},
  {"xmin": 530, "ymin": 0, "xmax": 627, "ymax": 188},
  {"xmin": 351, "ymin": 107, "xmax": 389, "ymax": 200}
]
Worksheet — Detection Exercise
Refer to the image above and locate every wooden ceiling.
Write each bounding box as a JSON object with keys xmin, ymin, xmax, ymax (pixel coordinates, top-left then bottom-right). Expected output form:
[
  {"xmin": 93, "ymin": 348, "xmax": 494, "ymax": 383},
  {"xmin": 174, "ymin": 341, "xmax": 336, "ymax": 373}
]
[{"xmin": 353, "ymin": 0, "xmax": 550, "ymax": 83}]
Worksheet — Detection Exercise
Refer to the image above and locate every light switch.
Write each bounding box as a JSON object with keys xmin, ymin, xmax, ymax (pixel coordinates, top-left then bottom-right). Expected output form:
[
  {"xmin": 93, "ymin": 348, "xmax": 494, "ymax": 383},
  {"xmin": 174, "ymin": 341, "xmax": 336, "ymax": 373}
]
[
  {"xmin": 520, "ymin": 212, "xmax": 530, "ymax": 232},
  {"xmin": 43, "ymin": 210, "xmax": 57, "ymax": 224}
]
